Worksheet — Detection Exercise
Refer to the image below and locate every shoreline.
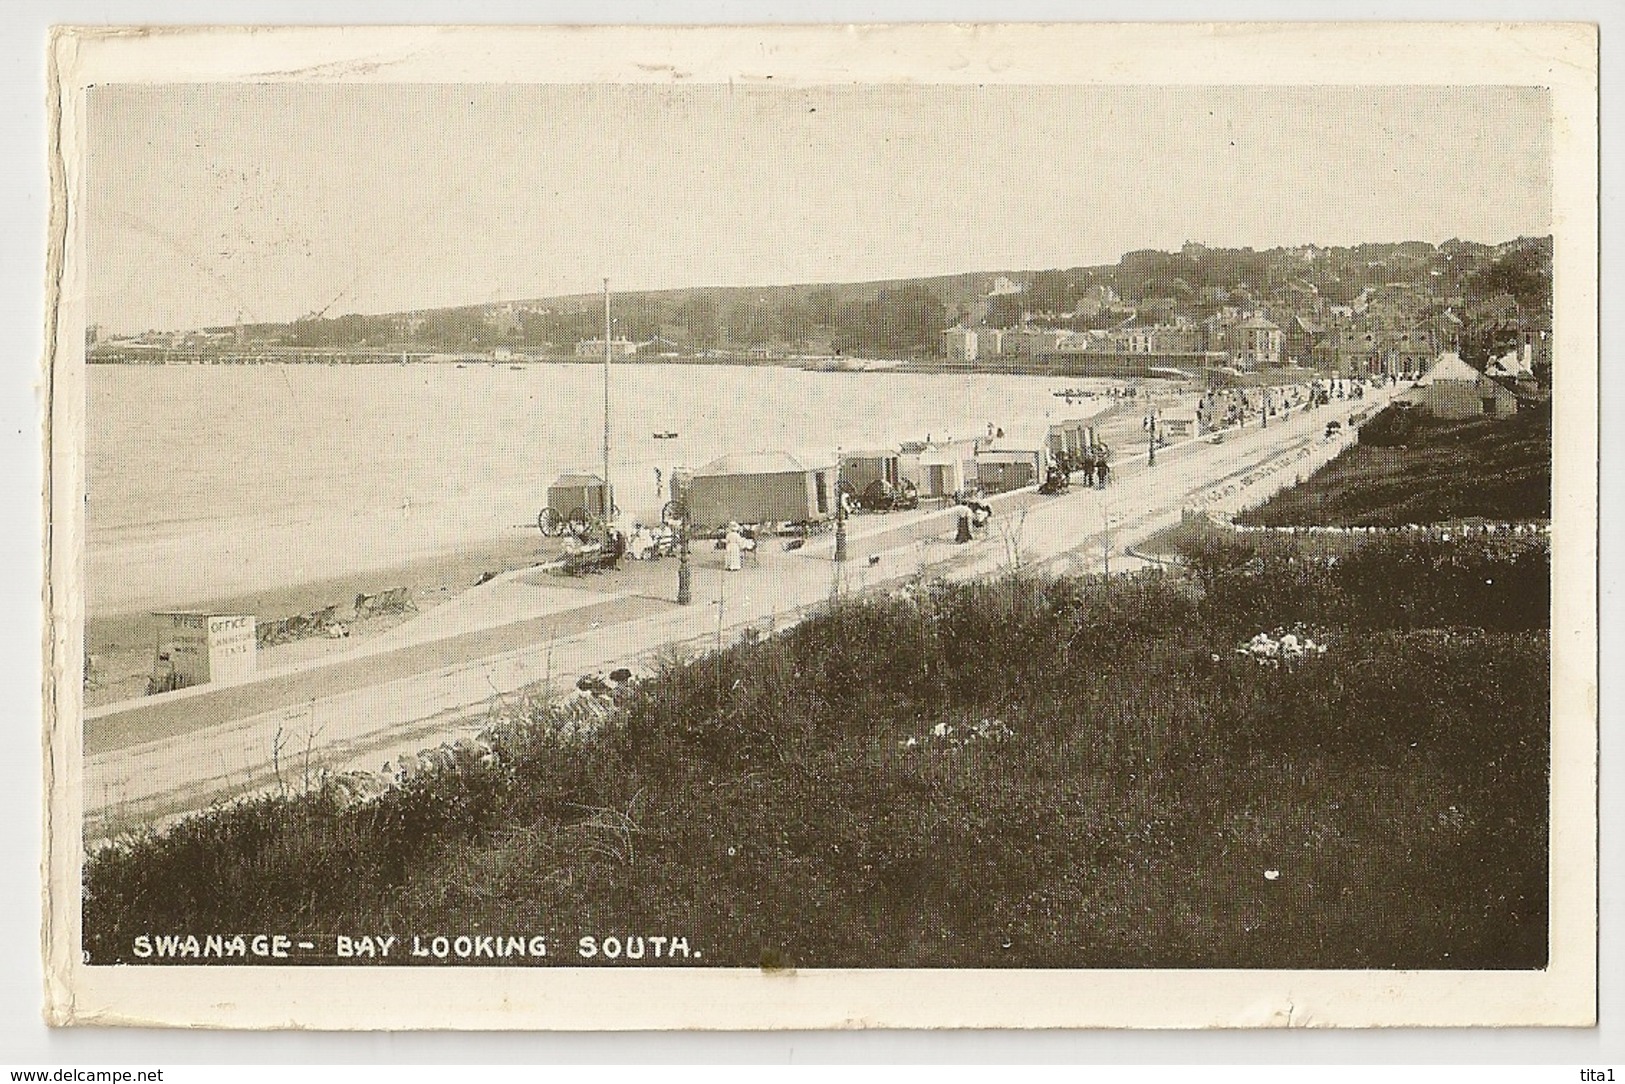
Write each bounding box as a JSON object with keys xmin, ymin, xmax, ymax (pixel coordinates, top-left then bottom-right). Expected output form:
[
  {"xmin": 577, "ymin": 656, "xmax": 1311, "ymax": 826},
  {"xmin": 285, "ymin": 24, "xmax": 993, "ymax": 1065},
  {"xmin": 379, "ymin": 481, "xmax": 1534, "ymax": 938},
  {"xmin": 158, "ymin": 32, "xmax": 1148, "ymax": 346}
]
[
  {"xmin": 83, "ymin": 530, "xmax": 557, "ymax": 707},
  {"xmin": 80, "ymin": 375, "xmax": 1271, "ymax": 706}
]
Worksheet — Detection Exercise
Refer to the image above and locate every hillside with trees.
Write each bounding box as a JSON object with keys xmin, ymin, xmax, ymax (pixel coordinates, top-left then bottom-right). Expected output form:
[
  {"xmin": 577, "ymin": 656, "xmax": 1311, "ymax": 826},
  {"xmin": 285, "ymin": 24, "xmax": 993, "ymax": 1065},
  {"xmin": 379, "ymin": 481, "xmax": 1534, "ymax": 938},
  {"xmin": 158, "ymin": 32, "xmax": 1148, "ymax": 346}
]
[{"xmin": 114, "ymin": 237, "xmax": 1551, "ymax": 364}]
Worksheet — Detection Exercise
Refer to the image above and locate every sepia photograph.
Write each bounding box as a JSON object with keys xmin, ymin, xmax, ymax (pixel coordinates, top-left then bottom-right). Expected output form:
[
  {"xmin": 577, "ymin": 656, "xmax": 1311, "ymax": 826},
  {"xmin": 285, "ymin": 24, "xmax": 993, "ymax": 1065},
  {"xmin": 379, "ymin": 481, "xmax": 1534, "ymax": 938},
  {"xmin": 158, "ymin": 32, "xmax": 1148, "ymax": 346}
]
[{"xmin": 42, "ymin": 22, "xmax": 1598, "ymax": 1030}]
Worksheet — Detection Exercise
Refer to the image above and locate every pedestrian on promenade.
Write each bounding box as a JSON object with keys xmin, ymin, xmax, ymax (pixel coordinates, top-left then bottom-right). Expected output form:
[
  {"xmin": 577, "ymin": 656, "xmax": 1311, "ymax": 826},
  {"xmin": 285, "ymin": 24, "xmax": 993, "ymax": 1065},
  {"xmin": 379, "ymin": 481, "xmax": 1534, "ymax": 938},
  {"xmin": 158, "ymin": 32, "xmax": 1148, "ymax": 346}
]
[
  {"xmin": 954, "ymin": 504, "xmax": 973, "ymax": 544},
  {"xmin": 725, "ymin": 522, "xmax": 744, "ymax": 572}
]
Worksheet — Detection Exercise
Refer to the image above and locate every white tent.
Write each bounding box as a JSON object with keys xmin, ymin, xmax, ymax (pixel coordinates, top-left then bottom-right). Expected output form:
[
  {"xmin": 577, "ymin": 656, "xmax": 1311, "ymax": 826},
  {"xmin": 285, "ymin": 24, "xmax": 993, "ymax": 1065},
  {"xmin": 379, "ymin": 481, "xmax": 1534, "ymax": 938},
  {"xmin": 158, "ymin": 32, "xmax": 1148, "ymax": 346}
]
[
  {"xmin": 1416, "ymin": 351, "xmax": 1480, "ymax": 385},
  {"xmin": 1403, "ymin": 351, "xmax": 1518, "ymax": 419}
]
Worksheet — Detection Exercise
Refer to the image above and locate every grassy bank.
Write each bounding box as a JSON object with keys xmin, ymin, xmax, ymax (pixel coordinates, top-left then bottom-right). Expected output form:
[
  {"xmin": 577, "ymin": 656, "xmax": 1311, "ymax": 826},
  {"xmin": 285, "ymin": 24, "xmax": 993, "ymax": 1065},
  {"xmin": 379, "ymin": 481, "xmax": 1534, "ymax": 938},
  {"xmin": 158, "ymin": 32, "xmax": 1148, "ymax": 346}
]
[
  {"xmin": 1237, "ymin": 399, "xmax": 1551, "ymax": 527},
  {"xmin": 84, "ymin": 533, "xmax": 1549, "ymax": 969}
]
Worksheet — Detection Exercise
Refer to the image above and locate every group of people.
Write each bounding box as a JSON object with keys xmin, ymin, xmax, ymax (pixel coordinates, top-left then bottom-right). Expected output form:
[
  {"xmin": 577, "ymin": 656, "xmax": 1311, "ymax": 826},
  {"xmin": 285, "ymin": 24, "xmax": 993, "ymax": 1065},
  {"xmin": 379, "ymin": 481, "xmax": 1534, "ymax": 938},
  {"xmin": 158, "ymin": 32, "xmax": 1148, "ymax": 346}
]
[
  {"xmin": 1196, "ymin": 386, "xmax": 1271, "ymax": 431},
  {"xmin": 1317, "ymin": 376, "xmax": 1368, "ymax": 401},
  {"xmin": 623, "ymin": 522, "xmax": 679, "ymax": 561},
  {"xmin": 1189, "ymin": 376, "xmax": 1376, "ymax": 435},
  {"xmin": 556, "ymin": 522, "xmax": 627, "ymax": 575},
  {"xmin": 560, "ymin": 516, "xmax": 757, "ymax": 572},
  {"xmin": 1052, "ymin": 447, "xmax": 1111, "ymax": 489}
]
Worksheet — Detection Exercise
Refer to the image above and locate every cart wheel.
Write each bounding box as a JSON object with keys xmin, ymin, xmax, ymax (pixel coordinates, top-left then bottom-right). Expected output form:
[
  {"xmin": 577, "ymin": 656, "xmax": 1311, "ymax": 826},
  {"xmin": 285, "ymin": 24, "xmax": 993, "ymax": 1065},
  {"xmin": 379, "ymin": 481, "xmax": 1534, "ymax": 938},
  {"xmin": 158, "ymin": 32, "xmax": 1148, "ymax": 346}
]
[
  {"xmin": 537, "ymin": 507, "xmax": 561, "ymax": 536},
  {"xmin": 567, "ymin": 507, "xmax": 591, "ymax": 536},
  {"xmin": 661, "ymin": 499, "xmax": 689, "ymax": 529}
]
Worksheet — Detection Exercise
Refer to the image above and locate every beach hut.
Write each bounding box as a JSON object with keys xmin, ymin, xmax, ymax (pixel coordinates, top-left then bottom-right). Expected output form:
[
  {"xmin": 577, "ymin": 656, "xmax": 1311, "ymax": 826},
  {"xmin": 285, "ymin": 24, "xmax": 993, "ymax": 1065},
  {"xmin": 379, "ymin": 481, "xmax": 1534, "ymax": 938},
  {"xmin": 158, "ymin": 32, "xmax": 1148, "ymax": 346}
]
[
  {"xmin": 1046, "ymin": 417, "xmax": 1096, "ymax": 462},
  {"xmin": 839, "ymin": 448, "xmax": 902, "ymax": 493},
  {"xmin": 900, "ymin": 437, "xmax": 979, "ymax": 500},
  {"xmin": 546, "ymin": 471, "xmax": 614, "ymax": 520},
  {"xmin": 976, "ymin": 426, "xmax": 1051, "ymax": 494},
  {"xmin": 686, "ymin": 451, "xmax": 837, "ymax": 531},
  {"xmin": 1158, "ymin": 411, "xmax": 1198, "ymax": 439},
  {"xmin": 667, "ymin": 466, "xmax": 693, "ymax": 505}
]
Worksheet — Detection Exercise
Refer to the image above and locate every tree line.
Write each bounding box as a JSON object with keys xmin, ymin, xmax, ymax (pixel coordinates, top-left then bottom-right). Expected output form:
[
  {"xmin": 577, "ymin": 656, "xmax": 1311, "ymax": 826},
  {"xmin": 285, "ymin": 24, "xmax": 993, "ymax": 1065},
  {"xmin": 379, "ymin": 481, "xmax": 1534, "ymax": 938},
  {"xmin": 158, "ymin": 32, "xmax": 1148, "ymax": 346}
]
[{"xmin": 239, "ymin": 237, "xmax": 1551, "ymax": 359}]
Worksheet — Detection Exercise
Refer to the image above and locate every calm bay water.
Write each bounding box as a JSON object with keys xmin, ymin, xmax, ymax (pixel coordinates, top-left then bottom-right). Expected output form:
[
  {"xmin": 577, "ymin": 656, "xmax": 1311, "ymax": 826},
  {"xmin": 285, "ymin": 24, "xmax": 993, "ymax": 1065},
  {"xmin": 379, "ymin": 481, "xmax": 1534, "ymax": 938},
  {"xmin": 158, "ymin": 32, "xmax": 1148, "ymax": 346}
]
[{"xmin": 87, "ymin": 362, "xmax": 1105, "ymax": 617}]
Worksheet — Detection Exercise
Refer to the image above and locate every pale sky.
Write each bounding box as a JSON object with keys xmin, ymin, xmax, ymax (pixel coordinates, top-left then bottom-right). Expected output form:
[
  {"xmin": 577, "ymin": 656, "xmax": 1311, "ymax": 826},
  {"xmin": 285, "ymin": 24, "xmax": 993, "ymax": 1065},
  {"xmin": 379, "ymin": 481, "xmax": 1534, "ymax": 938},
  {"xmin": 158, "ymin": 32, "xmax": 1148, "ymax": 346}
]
[{"xmin": 86, "ymin": 83, "xmax": 1552, "ymax": 333}]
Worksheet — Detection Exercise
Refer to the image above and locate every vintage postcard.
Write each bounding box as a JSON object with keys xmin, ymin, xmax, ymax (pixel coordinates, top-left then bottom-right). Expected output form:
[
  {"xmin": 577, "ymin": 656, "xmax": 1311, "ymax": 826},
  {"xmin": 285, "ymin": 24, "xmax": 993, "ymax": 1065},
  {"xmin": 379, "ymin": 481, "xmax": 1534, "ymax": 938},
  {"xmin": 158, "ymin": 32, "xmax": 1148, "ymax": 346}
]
[{"xmin": 43, "ymin": 23, "xmax": 1598, "ymax": 1029}]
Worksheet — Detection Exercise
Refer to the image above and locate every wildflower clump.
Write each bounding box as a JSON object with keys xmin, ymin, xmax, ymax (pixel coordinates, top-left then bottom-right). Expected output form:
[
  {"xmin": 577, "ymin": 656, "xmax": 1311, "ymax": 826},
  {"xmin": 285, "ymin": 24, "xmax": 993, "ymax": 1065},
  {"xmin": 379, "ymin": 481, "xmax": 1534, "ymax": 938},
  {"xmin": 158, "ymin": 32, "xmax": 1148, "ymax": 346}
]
[
  {"xmin": 1236, "ymin": 627, "xmax": 1328, "ymax": 668},
  {"xmin": 899, "ymin": 717, "xmax": 1015, "ymax": 752}
]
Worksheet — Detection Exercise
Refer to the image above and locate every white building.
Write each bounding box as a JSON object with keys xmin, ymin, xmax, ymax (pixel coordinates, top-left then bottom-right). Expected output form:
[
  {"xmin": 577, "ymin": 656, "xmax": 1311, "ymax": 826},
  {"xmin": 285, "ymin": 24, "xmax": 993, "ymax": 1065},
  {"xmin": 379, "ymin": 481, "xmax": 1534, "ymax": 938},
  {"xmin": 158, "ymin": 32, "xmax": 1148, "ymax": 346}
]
[
  {"xmin": 1234, "ymin": 312, "xmax": 1283, "ymax": 366},
  {"xmin": 942, "ymin": 327, "xmax": 980, "ymax": 362},
  {"xmin": 575, "ymin": 337, "xmax": 640, "ymax": 358}
]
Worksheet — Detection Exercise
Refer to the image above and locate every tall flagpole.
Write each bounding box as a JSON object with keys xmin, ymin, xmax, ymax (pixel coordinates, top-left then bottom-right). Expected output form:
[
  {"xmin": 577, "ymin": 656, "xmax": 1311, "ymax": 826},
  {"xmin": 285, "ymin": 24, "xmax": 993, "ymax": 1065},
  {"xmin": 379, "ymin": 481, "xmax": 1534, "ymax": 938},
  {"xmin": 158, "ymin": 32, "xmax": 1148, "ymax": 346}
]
[{"xmin": 603, "ymin": 277, "xmax": 612, "ymax": 520}]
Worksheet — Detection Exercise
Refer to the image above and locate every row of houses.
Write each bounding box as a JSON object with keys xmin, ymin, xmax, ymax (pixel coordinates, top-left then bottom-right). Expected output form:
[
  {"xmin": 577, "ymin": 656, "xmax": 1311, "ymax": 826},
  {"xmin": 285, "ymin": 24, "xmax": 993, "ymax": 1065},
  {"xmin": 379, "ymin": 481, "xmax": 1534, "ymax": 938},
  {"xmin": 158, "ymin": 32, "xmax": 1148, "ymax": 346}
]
[
  {"xmin": 943, "ymin": 305, "xmax": 1551, "ymax": 379},
  {"xmin": 944, "ymin": 311, "xmax": 1286, "ymax": 368}
]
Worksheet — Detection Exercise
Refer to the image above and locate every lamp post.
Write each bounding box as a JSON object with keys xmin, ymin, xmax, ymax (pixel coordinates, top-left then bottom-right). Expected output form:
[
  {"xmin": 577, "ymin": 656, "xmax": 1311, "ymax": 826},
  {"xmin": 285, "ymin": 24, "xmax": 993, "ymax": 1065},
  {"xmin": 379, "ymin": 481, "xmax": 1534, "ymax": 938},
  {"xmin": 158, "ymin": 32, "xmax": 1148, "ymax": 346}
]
[
  {"xmin": 1146, "ymin": 405, "xmax": 1158, "ymax": 467},
  {"xmin": 833, "ymin": 447, "xmax": 848, "ymax": 564},
  {"xmin": 602, "ymin": 278, "xmax": 613, "ymax": 521},
  {"xmin": 676, "ymin": 518, "xmax": 692, "ymax": 605},
  {"xmin": 663, "ymin": 490, "xmax": 693, "ymax": 606},
  {"xmin": 1262, "ymin": 387, "xmax": 1269, "ymax": 428},
  {"xmin": 1102, "ymin": 508, "xmax": 1113, "ymax": 578}
]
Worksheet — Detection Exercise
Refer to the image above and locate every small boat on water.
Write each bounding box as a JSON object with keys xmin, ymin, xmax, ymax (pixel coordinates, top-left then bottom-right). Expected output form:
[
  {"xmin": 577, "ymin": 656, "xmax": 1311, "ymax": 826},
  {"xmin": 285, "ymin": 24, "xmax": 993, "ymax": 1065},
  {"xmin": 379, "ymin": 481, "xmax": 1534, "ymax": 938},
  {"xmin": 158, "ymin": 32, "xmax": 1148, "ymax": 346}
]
[{"xmin": 653, "ymin": 431, "xmax": 679, "ymax": 440}]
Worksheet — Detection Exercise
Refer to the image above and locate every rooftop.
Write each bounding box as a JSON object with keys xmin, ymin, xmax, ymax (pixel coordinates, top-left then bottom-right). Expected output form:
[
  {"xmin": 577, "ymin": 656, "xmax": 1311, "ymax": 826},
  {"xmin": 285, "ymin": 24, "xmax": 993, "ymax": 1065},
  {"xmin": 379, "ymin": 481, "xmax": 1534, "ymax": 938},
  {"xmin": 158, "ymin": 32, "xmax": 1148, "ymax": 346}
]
[{"xmin": 695, "ymin": 450, "xmax": 834, "ymax": 476}]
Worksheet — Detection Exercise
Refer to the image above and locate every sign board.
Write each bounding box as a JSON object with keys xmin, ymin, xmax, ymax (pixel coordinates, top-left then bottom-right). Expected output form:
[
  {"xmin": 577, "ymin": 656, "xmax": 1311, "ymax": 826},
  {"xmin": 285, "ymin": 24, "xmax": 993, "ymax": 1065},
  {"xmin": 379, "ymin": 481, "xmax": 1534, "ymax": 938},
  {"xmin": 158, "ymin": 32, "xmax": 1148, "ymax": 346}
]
[{"xmin": 153, "ymin": 611, "xmax": 257, "ymax": 689}]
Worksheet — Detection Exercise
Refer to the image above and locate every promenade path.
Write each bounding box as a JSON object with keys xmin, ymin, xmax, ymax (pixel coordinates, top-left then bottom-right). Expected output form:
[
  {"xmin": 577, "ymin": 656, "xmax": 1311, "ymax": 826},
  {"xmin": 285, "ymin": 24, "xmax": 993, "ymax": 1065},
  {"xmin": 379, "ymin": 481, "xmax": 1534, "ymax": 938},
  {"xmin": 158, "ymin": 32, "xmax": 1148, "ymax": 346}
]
[{"xmin": 81, "ymin": 387, "xmax": 1398, "ymax": 838}]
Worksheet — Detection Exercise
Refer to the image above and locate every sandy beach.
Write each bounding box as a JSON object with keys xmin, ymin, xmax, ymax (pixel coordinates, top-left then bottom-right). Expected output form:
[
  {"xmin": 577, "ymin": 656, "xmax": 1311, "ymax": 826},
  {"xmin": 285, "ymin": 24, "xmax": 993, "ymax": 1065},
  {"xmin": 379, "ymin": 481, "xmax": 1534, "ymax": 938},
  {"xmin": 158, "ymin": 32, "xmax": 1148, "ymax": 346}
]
[
  {"xmin": 83, "ymin": 531, "xmax": 557, "ymax": 707},
  {"xmin": 83, "ymin": 516, "xmax": 823, "ymax": 709},
  {"xmin": 81, "ymin": 378, "xmax": 1197, "ymax": 708}
]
